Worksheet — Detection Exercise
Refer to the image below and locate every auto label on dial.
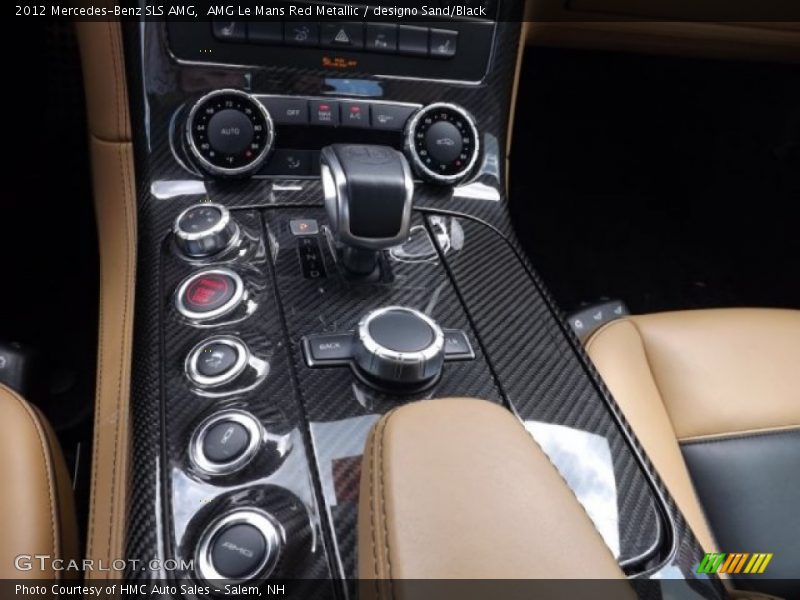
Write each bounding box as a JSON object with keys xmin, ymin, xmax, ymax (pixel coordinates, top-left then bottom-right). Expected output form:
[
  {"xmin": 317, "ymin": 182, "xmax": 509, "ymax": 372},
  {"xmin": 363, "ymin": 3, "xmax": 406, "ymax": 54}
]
[{"xmin": 187, "ymin": 89, "xmax": 275, "ymax": 176}]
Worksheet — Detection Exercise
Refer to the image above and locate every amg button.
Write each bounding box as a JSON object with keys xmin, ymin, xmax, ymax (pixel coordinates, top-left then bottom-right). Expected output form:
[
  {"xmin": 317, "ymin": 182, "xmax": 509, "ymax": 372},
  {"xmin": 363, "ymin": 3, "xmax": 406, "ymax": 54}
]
[{"xmin": 210, "ymin": 524, "xmax": 267, "ymax": 579}]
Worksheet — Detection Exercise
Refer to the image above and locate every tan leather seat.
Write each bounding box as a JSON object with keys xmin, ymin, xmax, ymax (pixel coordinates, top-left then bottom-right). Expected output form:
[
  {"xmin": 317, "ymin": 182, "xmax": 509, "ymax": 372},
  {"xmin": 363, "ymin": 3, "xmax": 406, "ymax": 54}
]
[
  {"xmin": 358, "ymin": 398, "xmax": 634, "ymax": 598},
  {"xmin": 0, "ymin": 383, "xmax": 79, "ymax": 579},
  {"xmin": 586, "ymin": 308, "xmax": 800, "ymax": 594}
]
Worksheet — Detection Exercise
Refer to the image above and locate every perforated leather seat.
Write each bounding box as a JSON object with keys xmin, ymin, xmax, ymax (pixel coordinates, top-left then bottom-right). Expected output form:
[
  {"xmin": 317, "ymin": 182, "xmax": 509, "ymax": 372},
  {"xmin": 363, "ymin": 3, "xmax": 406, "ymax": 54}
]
[
  {"xmin": 586, "ymin": 309, "xmax": 800, "ymax": 597},
  {"xmin": 0, "ymin": 383, "xmax": 79, "ymax": 579}
]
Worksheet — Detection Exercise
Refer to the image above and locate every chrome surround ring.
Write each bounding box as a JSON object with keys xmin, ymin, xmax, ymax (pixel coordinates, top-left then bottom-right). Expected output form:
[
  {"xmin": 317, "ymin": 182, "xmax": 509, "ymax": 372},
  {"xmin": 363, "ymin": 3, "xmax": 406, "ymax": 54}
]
[
  {"xmin": 173, "ymin": 202, "xmax": 241, "ymax": 258},
  {"xmin": 195, "ymin": 509, "xmax": 283, "ymax": 587},
  {"xmin": 175, "ymin": 268, "xmax": 245, "ymax": 322},
  {"xmin": 189, "ymin": 410, "xmax": 263, "ymax": 476},
  {"xmin": 185, "ymin": 336, "xmax": 250, "ymax": 388},
  {"xmin": 357, "ymin": 306, "xmax": 445, "ymax": 364},
  {"xmin": 186, "ymin": 88, "xmax": 275, "ymax": 177},
  {"xmin": 404, "ymin": 102, "xmax": 480, "ymax": 184}
]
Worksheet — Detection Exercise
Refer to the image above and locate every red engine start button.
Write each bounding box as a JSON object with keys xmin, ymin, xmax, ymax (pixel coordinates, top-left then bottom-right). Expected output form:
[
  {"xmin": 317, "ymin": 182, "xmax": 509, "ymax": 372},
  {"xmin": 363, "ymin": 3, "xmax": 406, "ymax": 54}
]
[{"xmin": 176, "ymin": 269, "xmax": 243, "ymax": 320}]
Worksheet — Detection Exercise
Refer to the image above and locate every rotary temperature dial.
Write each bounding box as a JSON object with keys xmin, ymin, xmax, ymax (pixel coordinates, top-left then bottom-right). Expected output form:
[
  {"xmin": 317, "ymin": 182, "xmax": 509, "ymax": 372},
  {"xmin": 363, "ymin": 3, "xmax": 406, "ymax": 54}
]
[
  {"xmin": 186, "ymin": 89, "xmax": 275, "ymax": 177},
  {"xmin": 405, "ymin": 103, "xmax": 480, "ymax": 185}
]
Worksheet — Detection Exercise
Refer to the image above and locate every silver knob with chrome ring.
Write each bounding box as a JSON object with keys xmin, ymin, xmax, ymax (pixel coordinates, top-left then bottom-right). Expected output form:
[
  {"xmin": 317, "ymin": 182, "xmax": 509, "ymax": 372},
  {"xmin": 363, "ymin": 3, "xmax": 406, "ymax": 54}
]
[
  {"xmin": 353, "ymin": 306, "xmax": 445, "ymax": 386},
  {"xmin": 173, "ymin": 203, "xmax": 240, "ymax": 258}
]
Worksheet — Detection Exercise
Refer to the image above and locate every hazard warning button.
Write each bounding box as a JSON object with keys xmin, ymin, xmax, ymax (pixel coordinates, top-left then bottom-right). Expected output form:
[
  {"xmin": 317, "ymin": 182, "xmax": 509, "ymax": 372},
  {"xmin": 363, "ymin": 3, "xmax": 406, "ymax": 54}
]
[{"xmin": 321, "ymin": 23, "xmax": 364, "ymax": 49}]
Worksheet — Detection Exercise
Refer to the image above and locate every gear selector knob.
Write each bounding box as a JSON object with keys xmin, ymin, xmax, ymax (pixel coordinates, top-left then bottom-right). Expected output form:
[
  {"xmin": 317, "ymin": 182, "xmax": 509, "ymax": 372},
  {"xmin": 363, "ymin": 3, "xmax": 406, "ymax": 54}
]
[{"xmin": 321, "ymin": 144, "xmax": 414, "ymax": 275}]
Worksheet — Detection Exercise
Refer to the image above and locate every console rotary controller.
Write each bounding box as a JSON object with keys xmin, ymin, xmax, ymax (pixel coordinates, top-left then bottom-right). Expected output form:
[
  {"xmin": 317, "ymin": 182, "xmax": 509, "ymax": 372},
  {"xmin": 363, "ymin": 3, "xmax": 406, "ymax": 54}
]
[
  {"xmin": 405, "ymin": 102, "xmax": 479, "ymax": 184},
  {"xmin": 173, "ymin": 203, "xmax": 240, "ymax": 258},
  {"xmin": 353, "ymin": 306, "xmax": 445, "ymax": 387},
  {"xmin": 186, "ymin": 89, "xmax": 275, "ymax": 176}
]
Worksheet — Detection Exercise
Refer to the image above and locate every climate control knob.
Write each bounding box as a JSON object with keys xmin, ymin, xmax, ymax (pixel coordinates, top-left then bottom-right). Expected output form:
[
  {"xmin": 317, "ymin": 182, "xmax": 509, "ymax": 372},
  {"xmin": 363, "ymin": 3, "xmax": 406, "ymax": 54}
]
[
  {"xmin": 173, "ymin": 203, "xmax": 240, "ymax": 258},
  {"xmin": 186, "ymin": 89, "xmax": 275, "ymax": 177},
  {"xmin": 405, "ymin": 103, "xmax": 479, "ymax": 185},
  {"xmin": 353, "ymin": 306, "xmax": 445, "ymax": 387}
]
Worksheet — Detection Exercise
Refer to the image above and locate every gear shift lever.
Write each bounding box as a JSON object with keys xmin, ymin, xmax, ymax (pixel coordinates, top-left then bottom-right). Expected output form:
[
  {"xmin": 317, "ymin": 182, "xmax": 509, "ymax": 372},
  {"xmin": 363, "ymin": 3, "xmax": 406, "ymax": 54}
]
[{"xmin": 320, "ymin": 145, "xmax": 414, "ymax": 275}]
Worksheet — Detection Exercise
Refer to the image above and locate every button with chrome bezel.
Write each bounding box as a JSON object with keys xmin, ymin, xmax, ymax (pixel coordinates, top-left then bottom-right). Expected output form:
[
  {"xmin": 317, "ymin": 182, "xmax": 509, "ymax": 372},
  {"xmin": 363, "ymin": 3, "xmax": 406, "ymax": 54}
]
[
  {"xmin": 175, "ymin": 268, "xmax": 245, "ymax": 322},
  {"xmin": 195, "ymin": 509, "xmax": 283, "ymax": 586},
  {"xmin": 173, "ymin": 203, "xmax": 240, "ymax": 258},
  {"xmin": 190, "ymin": 410, "xmax": 263, "ymax": 476},
  {"xmin": 186, "ymin": 336, "xmax": 250, "ymax": 387}
]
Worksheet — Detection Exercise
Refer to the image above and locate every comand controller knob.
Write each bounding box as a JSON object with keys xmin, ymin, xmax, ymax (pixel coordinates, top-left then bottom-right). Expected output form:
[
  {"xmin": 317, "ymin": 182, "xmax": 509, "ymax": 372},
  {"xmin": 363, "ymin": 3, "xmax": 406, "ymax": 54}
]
[
  {"xmin": 173, "ymin": 202, "xmax": 240, "ymax": 258},
  {"xmin": 186, "ymin": 89, "xmax": 275, "ymax": 177},
  {"xmin": 404, "ymin": 102, "xmax": 480, "ymax": 185},
  {"xmin": 353, "ymin": 306, "xmax": 445, "ymax": 387}
]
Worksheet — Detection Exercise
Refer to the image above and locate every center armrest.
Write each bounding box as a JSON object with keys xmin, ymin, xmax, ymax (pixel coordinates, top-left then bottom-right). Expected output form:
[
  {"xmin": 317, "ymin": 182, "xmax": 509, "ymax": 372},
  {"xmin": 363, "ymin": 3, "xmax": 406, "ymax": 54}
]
[{"xmin": 358, "ymin": 397, "xmax": 632, "ymax": 588}]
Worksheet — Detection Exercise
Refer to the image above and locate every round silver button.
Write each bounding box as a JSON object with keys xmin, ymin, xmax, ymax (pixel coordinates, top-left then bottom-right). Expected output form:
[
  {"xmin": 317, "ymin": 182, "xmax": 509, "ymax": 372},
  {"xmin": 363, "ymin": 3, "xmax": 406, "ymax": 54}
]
[
  {"xmin": 173, "ymin": 203, "xmax": 240, "ymax": 258},
  {"xmin": 195, "ymin": 509, "xmax": 283, "ymax": 587},
  {"xmin": 189, "ymin": 410, "xmax": 263, "ymax": 476},
  {"xmin": 175, "ymin": 268, "xmax": 245, "ymax": 322},
  {"xmin": 186, "ymin": 336, "xmax": 250, "ymax": 388}
]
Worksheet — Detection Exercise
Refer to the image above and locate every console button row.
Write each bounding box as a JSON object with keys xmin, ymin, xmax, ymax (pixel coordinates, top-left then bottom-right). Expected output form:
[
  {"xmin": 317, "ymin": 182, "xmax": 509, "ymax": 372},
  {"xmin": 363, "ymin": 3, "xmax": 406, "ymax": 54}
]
[
  {"xmin": 213, "ymin": 21, "xmax": 458, "ymax": 59},
  {"xmin": 260, "ymin": 96, "xmax": 418, "ymax": 131},
  {"xmin": 304, "ymin": 328, "xmax": 475, "ymax": 365}
]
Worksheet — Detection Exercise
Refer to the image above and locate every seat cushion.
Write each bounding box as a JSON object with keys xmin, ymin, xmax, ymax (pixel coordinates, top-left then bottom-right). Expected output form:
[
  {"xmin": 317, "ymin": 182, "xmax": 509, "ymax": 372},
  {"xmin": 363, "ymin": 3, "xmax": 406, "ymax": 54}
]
[
  {"xmin": 0, "ymin": 384, "xmax": 79, "ymax": 579},
  {"xmin": 586, "ymin": 309, "xmax": 800, "ymax": 595}
]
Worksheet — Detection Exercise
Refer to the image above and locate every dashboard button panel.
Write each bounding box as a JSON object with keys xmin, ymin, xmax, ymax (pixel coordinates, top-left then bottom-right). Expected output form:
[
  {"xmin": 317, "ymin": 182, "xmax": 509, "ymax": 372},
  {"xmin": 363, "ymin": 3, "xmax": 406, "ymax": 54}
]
[{"xmin": 168, "ymin": 18, "xmax": 496, "ymax": 82}]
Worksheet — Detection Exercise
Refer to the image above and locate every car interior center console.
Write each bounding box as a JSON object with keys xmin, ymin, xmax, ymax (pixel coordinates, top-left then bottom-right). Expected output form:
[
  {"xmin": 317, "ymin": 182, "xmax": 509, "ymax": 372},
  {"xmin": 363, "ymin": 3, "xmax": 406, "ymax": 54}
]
[{"xmin": 123, "ymin": 3, "xmax": 728, "ymax": 597}]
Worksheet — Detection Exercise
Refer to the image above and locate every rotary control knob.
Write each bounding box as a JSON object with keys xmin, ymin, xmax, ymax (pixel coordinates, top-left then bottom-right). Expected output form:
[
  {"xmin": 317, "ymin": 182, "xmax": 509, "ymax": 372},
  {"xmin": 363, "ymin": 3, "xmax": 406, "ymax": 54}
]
[
  {"xmin": 186, "ymin": 89, "xmax": 275, "ymax": 177},
  {"xmin": 173, "ymin": 203, "xmax": 240, "ymax": 258},
  {"xmin": 353, "ymin": 306, "xmax": 445, "ymax": 386},
  {"xmin": 405, "ymin": 103, "xmax": 480, "ymax": 185}
]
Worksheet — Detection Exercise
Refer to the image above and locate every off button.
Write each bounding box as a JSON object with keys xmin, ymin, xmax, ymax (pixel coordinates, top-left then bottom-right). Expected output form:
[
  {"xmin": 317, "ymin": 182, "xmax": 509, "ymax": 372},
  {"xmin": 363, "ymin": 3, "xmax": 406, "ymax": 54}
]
[{"xmin": 176, "ymin": 268, "xmax": 245, "ymax": 321}]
